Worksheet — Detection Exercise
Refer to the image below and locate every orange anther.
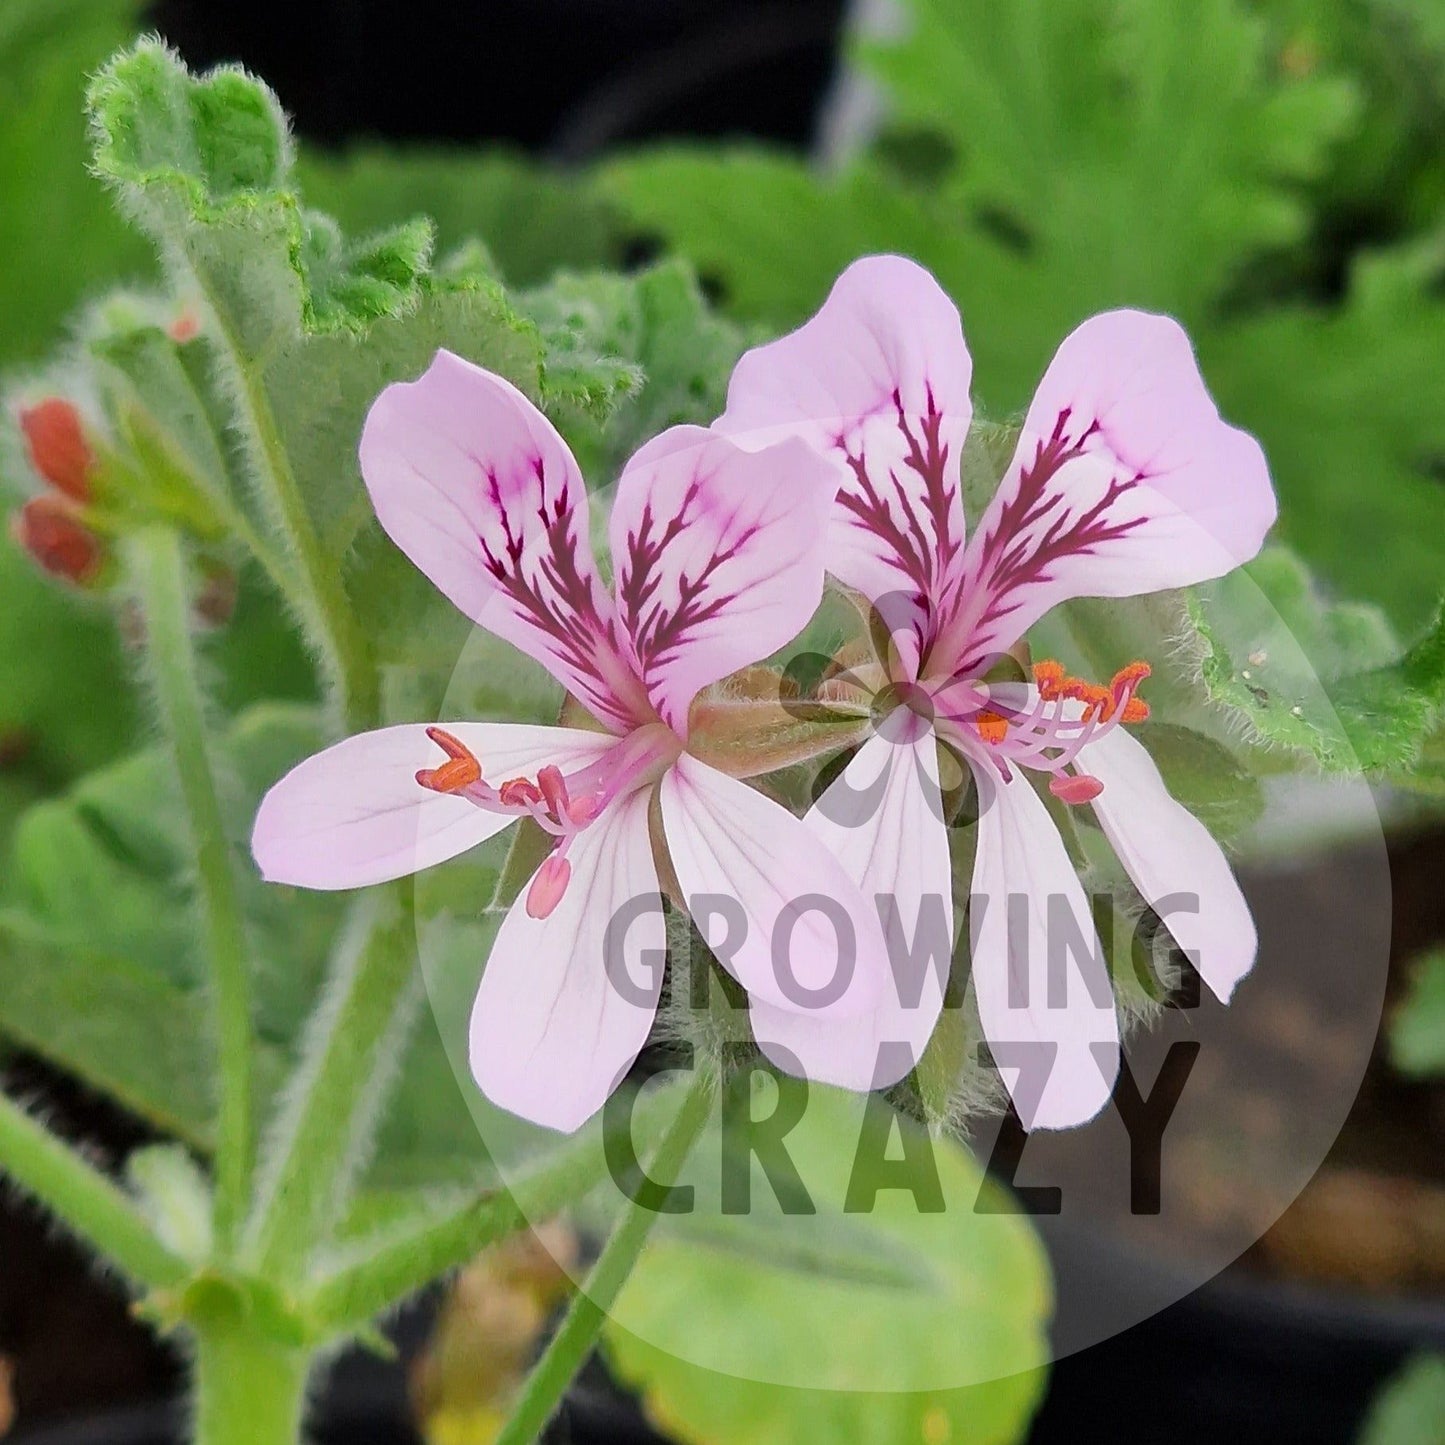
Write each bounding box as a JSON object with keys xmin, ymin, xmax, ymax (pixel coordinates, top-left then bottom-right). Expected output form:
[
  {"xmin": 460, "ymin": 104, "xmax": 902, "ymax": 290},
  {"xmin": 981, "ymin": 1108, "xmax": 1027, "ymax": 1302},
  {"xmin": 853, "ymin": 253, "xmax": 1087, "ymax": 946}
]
[
  {"xmin": 1033, "ymin": 660, "xmax": 1067, "ymax": 699},
  {"xmin": 1111, "ymin": 661, "xmax": 1152, "ymax": 689},
  {"xmin": 1073, "ymin": 682, "xmax": 1112, "ymax": 722},
  {"xmin": 976, "ymin": 710, "xmax": 1009, "ymax": 745},
  {"xmin": 1121, "ymin": 697, "xmax": 1150, "ymax": 724},
  {"xmin": 416, "ymin": 728, "xmax": 482, "ymax": 794}
]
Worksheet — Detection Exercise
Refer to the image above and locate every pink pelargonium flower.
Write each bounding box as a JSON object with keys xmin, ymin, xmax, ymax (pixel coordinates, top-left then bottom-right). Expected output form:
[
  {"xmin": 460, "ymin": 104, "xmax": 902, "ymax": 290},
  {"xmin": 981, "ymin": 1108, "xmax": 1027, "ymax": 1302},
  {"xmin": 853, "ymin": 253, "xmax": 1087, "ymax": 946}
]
[
  {"xmin": 715, "ymin": 256, "xmax": 1275, "ymax": 1130},
  {"xmin": 252, "ymin": 351, "xmax": 892, "ymax": 1132}
]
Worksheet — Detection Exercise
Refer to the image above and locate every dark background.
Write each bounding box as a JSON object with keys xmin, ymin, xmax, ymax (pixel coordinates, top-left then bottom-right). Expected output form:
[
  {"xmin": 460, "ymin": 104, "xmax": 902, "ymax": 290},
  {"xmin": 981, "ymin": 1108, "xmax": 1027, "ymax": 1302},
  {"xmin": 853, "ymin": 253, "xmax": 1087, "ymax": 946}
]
[{"xmin": 150, "ymin": 0, "xmax": 849, "ymax": 159}]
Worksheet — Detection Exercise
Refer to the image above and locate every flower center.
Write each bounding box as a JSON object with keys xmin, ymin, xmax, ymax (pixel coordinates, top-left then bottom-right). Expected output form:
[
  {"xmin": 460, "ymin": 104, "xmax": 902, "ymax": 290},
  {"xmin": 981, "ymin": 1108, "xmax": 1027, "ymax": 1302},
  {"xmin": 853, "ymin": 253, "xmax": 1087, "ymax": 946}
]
[
  {"xmin": 941, "ymin": 658, "xmax": 1151, "ymax": 802},
  {"xmin": 870, "ymin": 679, "xmax": 935, "ymax": 731},
  {"xmin": 415, "ymin": 724, "xmax": 677, "ymax": 918}
]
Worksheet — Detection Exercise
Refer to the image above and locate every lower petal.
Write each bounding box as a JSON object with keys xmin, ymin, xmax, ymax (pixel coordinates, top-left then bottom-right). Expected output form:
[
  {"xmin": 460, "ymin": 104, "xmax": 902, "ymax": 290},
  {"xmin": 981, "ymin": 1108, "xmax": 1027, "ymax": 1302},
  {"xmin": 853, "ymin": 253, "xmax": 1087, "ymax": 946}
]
[
  {"xmin": 754, "ymin": 719, "xmax": 954, "ymax": 1089},
  {"xmin": 659, "ymin": 754, "xmax": 889, "ymax": 1020},
  {"xmin": 468, "ymin": 789, "xmax": 664, "ymax": 1133},
  {"xmin": 1078, "ymin": 726, "xmax": 1257, "ymax": 1003},
  {"xmin": 251, "ymin": 723, "xmax": 615, "ymax": 890},
  {"xmin": 969, "ymin": 767, "xmax": 1120, "ymax": 1130}
]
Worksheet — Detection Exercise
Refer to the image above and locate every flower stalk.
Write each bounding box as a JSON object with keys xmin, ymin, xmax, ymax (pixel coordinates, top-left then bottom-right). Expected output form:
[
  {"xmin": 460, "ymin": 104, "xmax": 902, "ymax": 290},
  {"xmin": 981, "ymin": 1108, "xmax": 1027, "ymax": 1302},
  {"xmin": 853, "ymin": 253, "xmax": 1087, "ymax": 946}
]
[
  {"xmin": 127, "ymin": 525, "xmax": 255, "ymax": 1256},
  {"xmin": 491, "ymin": 1067, "xmax": 714, "ymax": 1445},
  {"xmin": 192, "ymin": 1307, "xmax": 310, "ymax": 1445},
  {"xmin": 183, "ymin": 285, "xmax": 377, "ymax": 730},
  {"xmin": 244, "ymin": 891, "xmax": 416, "ymax": 1277}
]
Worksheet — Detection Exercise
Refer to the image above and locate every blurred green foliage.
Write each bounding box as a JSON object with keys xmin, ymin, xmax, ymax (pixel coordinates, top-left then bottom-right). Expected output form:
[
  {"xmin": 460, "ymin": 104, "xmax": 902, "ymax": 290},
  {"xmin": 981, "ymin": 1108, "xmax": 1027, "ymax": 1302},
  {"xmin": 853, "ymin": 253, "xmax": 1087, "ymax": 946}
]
[
  {"xmin": 1389, "ymin": 948, "xmax": 1445, "ymax": 1078},
  {"xmin": 598, "ymin": 0, "xmax": 1445, "ymax": 640},
  {"xmin": 1358, "ymin": 1354, "xmax": 1445, "ymax": 1445},
  {"xmin": 0, "ymin": 0, "xmax": 149, "ymax": 366},
  {"xmin": 296, "ymin": 149, "xmax": 620, "ymax": 287},
  {"xmin": 0, "ymin": 0, "xmax": 147, "ymax": 860}
]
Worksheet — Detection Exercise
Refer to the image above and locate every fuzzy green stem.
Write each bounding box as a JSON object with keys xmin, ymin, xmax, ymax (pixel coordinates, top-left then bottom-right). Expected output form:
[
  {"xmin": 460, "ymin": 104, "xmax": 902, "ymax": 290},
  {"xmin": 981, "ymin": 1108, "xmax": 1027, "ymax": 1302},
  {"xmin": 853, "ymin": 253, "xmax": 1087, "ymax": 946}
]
[
  {"xmin": 245, "ymin": 893, "xmax": 415, "ymax": 1276},
  {"xmin": 0, "ymin": 1089, "xmax": 188, "ymax": 1290},
  {"xmin": 493, "ymin": 1068, "xmax": 714, "ymax": 1445},
  {"xmin": 190, "ymin": 290, "xmax": 376, "ymax": 729},
  {"xmin": 306, "ymin": 1082, "xmax": 680, "ymax": 1335},
  {"xmin": 193, "ymin": 1311, "xmax": 310, "ymax": 1445},
  {"xmin": 128, "ymin": 526, "xmax": 254, "ymax": 1256}
]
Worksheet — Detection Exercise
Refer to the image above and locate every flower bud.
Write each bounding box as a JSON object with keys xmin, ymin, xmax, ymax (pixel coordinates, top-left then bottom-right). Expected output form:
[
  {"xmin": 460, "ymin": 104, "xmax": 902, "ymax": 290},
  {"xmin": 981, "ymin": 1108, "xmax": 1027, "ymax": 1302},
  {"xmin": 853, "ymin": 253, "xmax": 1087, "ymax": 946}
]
[
  {"xmin": 169, "ymin": 309, "xmax": 201, "ymax": 344},
  {"xmin": 10, "ymin": 495, "xmax": 105, "ymax": 586},
  {"xmin": 19, "ymin": 398, "xmax": 94, "ymax": 502}
]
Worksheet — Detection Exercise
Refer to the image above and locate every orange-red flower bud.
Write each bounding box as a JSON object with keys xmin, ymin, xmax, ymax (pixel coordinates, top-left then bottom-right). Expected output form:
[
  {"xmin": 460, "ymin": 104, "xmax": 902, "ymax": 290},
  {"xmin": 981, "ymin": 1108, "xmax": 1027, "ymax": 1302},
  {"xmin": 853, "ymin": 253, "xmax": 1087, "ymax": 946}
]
[
  {"xmin": 10, "ymin": 495, "xmax": 104, "ymax": 585},
  {"xmin": 19, "ymin": 399, "xmax": 94, "ymax": 502}
]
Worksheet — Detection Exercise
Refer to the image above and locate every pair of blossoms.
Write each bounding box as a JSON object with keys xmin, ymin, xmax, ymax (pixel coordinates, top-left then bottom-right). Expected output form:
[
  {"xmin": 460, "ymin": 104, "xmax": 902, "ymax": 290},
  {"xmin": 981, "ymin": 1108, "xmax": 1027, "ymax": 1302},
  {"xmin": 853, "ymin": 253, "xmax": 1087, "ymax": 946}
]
[{"xmin": 254, "ymin": 256, "xmax": 1273, "ymax": 1134}]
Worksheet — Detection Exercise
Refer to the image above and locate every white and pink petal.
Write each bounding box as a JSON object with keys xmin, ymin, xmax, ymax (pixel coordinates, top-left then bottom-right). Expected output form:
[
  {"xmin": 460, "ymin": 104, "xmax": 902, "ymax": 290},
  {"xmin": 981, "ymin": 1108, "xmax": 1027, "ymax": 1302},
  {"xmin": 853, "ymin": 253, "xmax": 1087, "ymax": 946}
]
[
  {"xmin": 609, "ymin": 425, "xmax": 837, "ymax": 735},
  {"xmin": 251, "ymin": 722, "xmax": 617, "ymax": 891},
  {"xmin": 968, "ymin": 765, "xmax": 1120, "ymax": 1131},
  {"xmin": 751, "ymin": 713, "xmax": 955, "ymax": 1089},
  {"xmin": 938, "ymin": 310, "xmax": 1274, "ymax": 677},
  {"xmin": 658, "ymin": 754, "xmax": 890, "ymax": 1020},
  {"xmin": 1077, "ymin": 725, "xmax": 1256, "ymax": 1004},
  {"xmin": 715, "ymin": 255, "xmax": 974, "ymax": 667},
  {"xmin": 468, "ymin": 788, "xmax": 665, "ymax": 1133},
  {"xmin": 360, "ymin": 350, "xmax": 643, "ymax": 730}
]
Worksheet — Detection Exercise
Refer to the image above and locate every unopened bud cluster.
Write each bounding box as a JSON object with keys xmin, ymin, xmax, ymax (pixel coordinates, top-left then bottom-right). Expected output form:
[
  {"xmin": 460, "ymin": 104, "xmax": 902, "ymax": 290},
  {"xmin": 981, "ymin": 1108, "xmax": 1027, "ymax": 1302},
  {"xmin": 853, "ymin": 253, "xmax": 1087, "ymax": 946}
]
[{"xmin": 11, "ymin": 399, "xmax": 106, "ymax": 586}]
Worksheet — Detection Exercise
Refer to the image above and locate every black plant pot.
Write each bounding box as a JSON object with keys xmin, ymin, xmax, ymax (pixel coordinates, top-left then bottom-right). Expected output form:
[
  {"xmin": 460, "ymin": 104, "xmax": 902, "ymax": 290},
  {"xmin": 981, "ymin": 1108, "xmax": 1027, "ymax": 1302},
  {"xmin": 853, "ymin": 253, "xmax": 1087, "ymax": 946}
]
[
  {"xmin": 10, "ymin": 1351, "xmax": 669, "ymax": 1445},
  {"xmin": 15, "ymin": 1252, "xmax": 1445, "ymax": 1445},
  {"xmin": 1029, "ymin": 1232, "xmax": 1445, "ymax": 1445}
]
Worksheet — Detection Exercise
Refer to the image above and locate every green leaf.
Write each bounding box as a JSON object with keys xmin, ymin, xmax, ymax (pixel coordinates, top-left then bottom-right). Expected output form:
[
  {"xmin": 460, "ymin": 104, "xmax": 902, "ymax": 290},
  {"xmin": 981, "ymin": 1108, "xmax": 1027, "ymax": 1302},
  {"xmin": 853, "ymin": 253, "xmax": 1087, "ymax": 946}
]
[
  {"xmin": 1402, "ymin": 721, "xmax": 1445, "ymax": 797},
  {"xmin": 602, "ymin": 148, "xmax": 986, "ymax": 337},
  {"xmin": 1358, "ymin": 1354, "xmax": 1445, "ymax": 1445},
  {"xmin": 86, "ymin": 39, "xmax": 549, "ymax": 563},
  {"xmin": 1201, "ymin": 242, "xmax": 1445, "ymax": 635},
  {"xmin": 605, "ymin": 0, "xmax": 1356, "ymax": 409},
  {"xmin": 83, "ymin": 39, "xmax": 677, "ymax": 736},
  {"xmin": 1256, "ymin": 0, "xmax": 1445, "ymax": 241},
  {"xmin": 600, "ymin": 0, "xmax": 1445, "ymax": 644},
  {"xmin": 296, "ymin": 146, "xmax": 624, "ymax": 286},
  {"xmin": 1388, "ymin": 950, "xmax": 1445, "ymax": 1079},
  {"xmin": 605, "ymin": 1085, "xmax": 1050, "ymax": 1445},
  {"xmin": 0, "ymin": 909, "xmax": 214, "ymax": 1142},
  {"xmin": 1188, "ymin": 547, "xmax": 1445, "ymax": 772},
  {"xmin": 0, "ymin": 699, "xmax": 497, "ymax": 1188},
  {"xmin": 521, "ymin": 259, "xmax": 747, "ymax": 476}
]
